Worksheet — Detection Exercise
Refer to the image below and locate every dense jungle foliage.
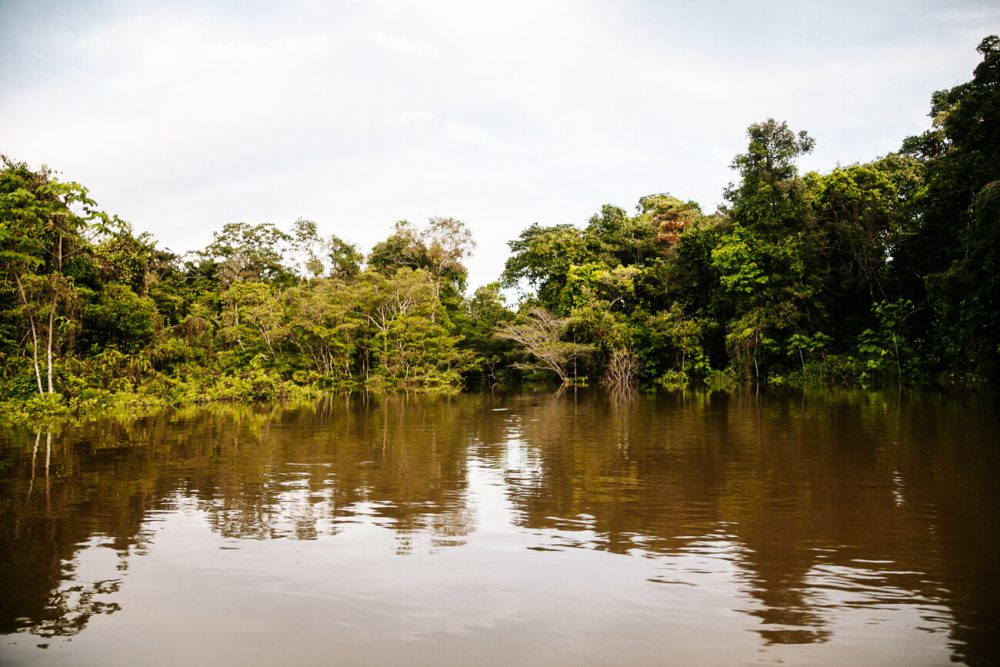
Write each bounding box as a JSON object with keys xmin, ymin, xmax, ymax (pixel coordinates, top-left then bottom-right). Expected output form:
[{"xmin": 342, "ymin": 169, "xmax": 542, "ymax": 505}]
[{"xmin": 2, "ymin": 37, "xmax": 998, "ymax": 416}]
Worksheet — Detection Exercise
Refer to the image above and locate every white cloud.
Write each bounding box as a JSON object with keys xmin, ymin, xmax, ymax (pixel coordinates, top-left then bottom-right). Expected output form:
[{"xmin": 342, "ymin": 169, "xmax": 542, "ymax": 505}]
[
  {"xmin": 441, "ymin": 120, "xmax": 515, "ymax": 156},
  {"xmin": 2, "ymin": 0, "xmax": 999, "ymax": 288},
  {"xmin": 368, "ymin": 31, "xmax": 440, "ymax": 58}
]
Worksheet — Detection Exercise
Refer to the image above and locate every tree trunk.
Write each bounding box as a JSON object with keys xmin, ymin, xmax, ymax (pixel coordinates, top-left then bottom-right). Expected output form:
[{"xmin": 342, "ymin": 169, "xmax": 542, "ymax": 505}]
[
  {"xmin": 14, "ymin": 274, "xmax": 44, "ymax": 396},
  {"xmin": 47, "ymin": 298, "xmax": 55, "ymax": 395},
  {"xmin": 47, "ymin": 233, "xmax": 64, "ymax": 396}
]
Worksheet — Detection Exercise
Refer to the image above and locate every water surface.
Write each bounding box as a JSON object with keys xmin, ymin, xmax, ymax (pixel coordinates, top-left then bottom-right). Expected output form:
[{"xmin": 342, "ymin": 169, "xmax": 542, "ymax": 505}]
[{"xmin": 1, "ymin": 392, "xmax": 997, "ymax": 665}]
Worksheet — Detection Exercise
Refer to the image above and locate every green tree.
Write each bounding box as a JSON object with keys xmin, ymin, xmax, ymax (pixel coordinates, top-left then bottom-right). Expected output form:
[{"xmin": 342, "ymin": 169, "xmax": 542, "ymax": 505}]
[
  {"xmin": 725, "ymin": 119, "xmax": 815, "ymax": 231},
  {"xmin": 289, "ymin": 218, "xmax": 326, "ymax": 278},
  {"xmin": 369, "ymin": 217, "xmax": 475, "ymax": 316},
  {"xmin": 328, "ymin": 235, "xmax": 363, "ymax": 279},
  {"xmin": 197, "ymin": 222, "xmax": 294, "ymax": 287},
  {"xmin": 285, "ymin": 278, "xmax": 362, "ymax": 386},
  {"xmin": 354, "ymin": 268, "xmax": 470, "ymax": 389},
  {"xmin": 497, "ymin": 307, "xmax": 593, "ymax": 386},
  {"xmin": 457, "ymin": 282, "xmax": 515, "ymax": 387},
  {"xmin": 712, "ymin": 120, "xmax": 822, "ymax": 384},
  {"xmin": 502, "ymin": 223, "xmax": 586, "ymax": 309},
  {"xmin": 0, "ymin": 158, "xmax": 101, "ymax": 396},
  {"xmin": 898, "ymin": 36, "xmax": 1000, "ymax": 381}
]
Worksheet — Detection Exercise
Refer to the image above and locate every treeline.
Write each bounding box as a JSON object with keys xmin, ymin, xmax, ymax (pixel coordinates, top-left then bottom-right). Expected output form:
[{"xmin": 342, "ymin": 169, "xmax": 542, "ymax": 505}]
[
  {"xmin": 0, "ymin": 204, "xmax": 491, "ymax": 412},
  {"xmin": 1, "ymin": 37, "xmax": 998, "ymax": 412}
]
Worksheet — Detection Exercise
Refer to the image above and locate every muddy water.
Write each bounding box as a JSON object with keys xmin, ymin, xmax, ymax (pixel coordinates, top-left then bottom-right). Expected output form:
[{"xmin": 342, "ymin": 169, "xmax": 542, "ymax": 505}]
[{"xmin": 0, "ymin": 392, "xmax": 997, "ymax": 665}]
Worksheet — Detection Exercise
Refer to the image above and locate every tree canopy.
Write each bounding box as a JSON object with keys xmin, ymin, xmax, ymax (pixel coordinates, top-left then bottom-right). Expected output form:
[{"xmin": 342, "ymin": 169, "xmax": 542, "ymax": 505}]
[{"xmin": 2, "ymin": 37, "xmax": 998, "ymax": 415}]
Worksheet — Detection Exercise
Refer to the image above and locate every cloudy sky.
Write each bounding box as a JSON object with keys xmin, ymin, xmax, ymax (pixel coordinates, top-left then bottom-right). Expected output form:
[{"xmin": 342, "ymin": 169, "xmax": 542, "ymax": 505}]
[{"xmin": 2, "ymin": 1, "xmax": 998, "ymax": 287}]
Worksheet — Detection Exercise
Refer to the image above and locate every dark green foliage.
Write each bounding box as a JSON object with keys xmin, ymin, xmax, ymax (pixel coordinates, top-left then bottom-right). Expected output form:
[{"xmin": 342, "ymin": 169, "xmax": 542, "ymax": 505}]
[
  {"xmin": 496, "ymin": 37, "xmax": 1000, "ymax": 390},
  {"xmin": 455, "ymin": 283, "xmax": 516, "ymax": 388},
  {"xmin": 81, "ymin": 283, "xmax": 159, "ymax": 353},
  {"xmin": 896, "ymin": 36, "xmax": 1000, "ymax": 382},
  {"xmin": 2, "ymin": 37, "xmax": 997, "ymax": 415}
]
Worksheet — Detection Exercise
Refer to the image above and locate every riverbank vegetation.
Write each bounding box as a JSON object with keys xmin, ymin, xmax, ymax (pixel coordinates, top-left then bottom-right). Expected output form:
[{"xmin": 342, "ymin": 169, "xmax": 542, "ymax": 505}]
[{"xmin": 2, "ymin": 37, "xmax": 998, "ymax": 417}]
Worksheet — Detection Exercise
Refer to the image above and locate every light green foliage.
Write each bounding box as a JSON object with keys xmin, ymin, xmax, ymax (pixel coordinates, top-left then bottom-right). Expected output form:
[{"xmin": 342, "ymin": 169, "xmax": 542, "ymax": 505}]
[
  {"xmin": 497, "ymin": 307, "xmax": 594, "ymax": 386},
  {"xmin": 367, "ymin": 217, "xmax": 476, "ymax": 327},
  {"xmin": 711, "ymin": 227, "xmax": 768, "ymax": 295},
  {"xmin": 0, "ymin": 166, "xmax": 483, "ymax": 411},
  {"xmin": 198, "ymin": 222, "xmax": 295, "ymax": 287},
  {"xmin": 217, "ymin": 281, "xmax": 285, "ymax": 363},
  {"xmin": 355, "ymin": 268, "xmax": 471, "ymax": 389},
  {"xmin": 583, "ymin": 204, "xmax": 658, "ymax": 266},
  {"xmin": 857, "ymin": 299, "xmax": 916, "ymax": 387},
  {"xmin": 284, "ymin": 278, "xmax": 361, "ymax": 386},
  {"xmin": 562, "ymin": 262, "xmax": 639, "ymax": 310},
  {"xmin": 290, "ymin": 218, "xmax": 327, "ymax": 278},
  {"xmin": 3, "ymin": 37, "xmax": 998, "ymax": 415},
  {"xmin": 787, "ymin": 332, "xmax": 830, "ymax": 372}
]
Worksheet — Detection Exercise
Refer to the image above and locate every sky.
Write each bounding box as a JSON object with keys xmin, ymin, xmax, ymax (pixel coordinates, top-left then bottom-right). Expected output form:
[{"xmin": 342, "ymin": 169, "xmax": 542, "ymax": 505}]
[{"xmin": 2, "ymin": 0, "xmax": 999, "ymax": 288}]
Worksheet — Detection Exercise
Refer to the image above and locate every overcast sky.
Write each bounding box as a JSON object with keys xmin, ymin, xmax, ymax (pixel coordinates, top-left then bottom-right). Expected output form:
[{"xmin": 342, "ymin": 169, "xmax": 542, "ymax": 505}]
[{"xmin": 2, "ymin": 1, "xmax": 998, "ymax": 287}]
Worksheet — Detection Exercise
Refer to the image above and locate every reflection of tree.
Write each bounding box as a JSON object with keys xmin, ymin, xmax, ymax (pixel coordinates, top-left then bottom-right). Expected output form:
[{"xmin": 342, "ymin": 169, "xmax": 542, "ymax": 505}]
[
  {"xmin": 0, "ymin": 426, "xmax": 139, "ymax": 639},
  {"xmin": 0, "ymin": 393, "xmax": 997, "ymax": 663},
  {"xmin": 887, "ymin": 395, "xmax": 1000, "ymax": 666},
  {"xmin": 33, "ymin": 579, "xmax": 122, "ymax": 638},
  {"xmin": 501, "ymin": 391, "xmax": 1000, "ymax": 658},
  {"xmin": 504, "ymin": 393, "xmax": 728, "ymax": 553},
  {"xmin": 0, "ymin": 396, "xmax": 492, "ymax": 638}
]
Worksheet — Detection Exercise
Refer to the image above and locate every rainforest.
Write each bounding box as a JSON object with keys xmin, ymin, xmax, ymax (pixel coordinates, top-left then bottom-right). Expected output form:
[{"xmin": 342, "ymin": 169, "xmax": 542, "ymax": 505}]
[{"xmin": 2, "ymin": 37, "xmax": 998, "ymax": 420}]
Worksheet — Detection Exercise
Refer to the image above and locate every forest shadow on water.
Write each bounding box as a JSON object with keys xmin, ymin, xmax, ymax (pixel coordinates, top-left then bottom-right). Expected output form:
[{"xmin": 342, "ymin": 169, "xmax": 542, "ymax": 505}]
[{"xmin": 0, "ymin": 391, "xmax": 997, "ymax": 666}]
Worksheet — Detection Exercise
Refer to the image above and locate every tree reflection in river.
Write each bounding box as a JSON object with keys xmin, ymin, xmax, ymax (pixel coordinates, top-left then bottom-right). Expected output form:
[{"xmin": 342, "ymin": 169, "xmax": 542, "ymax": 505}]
[{"xmin": 0, "ymin": 392, "xmax": 997, "ymax": 665}]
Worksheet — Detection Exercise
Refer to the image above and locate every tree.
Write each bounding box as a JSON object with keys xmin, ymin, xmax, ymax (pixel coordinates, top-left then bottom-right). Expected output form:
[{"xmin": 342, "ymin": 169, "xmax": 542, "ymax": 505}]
[
  {"xmin": 583, "ymin": 203, "xmax": 658, "ymax": 266},
  {"xmin": 497, "ymin": 307, "xmax": 593, "ymax": 386},
  {"xmin": 635, "ymin": 194, "xmax": 701, "ymax": 247},
  {"xmin": 197, "ymin": 222, "xmax": 294, "ymax": 287},
  {"xmin": 328, "ymin": 235, "xmax": 363, "ymax": 279},
  {"xmin": 368, "ymin": 217, "xmax": 475, "ymax": 316},
  {"xmin": 811, "ymin": 155, "xmax": 925, "ymax": 351},
  {"xmin": 81, "ymin": 283, "xmax": 159, "ymax": 354},
  {"xmin": 284, "ymin": 279, "xmax": 362, "ymax": 385},
  {"xmin": 354, "ymin": 268, "xmax": 470, "ymax": 389},
  {"xmin": 217, "ymin": 281, "xmax": 285, "ymax": 362},
  {"xmin": 898, "ymin": 35, "xmax": 1000, "ymax": 381},
  {"xmin": 422, "ymin": 217, "xmax": 476, "ymax": 294},
  {"xmin": 0, "ymin": 158, "xmax": 99, "ymax": 396},
  {"xmin": 502, "ymin": 223, "xmax": 586, "ymax": 309},
  {"xmin": 457, "ymin": 282, "xmax": 515, "ymax": 387},
  {"xmin": 289, "ymin": 218, "xmax": 326, "ymax": 278},
  {"xmin": 711, "ymin": 120, "xmax": 823, "ymax": 383},
  {"xmin": 725, "ymin": 119, "xmax": 815, "ymax": 232}
]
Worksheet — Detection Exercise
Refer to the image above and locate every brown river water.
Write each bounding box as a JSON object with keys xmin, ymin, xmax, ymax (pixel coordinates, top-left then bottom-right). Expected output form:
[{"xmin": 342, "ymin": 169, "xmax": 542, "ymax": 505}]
[{"xmin": 0, "ymin": 392, "xmax": 997, "ymax": 666}]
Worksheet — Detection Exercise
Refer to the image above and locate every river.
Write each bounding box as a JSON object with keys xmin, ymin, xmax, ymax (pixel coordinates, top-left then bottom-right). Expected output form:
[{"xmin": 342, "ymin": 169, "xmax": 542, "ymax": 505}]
[{"xmin": 0, "ymin": 392, "xmax": 997, "ymax": 665}]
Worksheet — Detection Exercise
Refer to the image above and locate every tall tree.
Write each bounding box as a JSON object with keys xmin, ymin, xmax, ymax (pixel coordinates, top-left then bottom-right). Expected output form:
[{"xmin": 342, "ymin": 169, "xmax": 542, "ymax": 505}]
[
  {"xmin": 713, "ymin": 120, "xmax": 821, "ymax": 384},
  {"xmin": 899, "ymin": 35, "xmax": 1000, "ymax": 381},
  {"xmin": 0, "ymin": 158, "xmax": 99, "ymax": 395},
  {"xmin": 197, "ymin": 222, "xmax": 294, "ymax": 287}
]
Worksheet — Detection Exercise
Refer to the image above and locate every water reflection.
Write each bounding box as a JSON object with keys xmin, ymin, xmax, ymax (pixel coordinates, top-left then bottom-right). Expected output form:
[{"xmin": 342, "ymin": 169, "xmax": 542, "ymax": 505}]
[{"xmin": 0, "ymin": 392, "xmax": 997, "ymax": 665}]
